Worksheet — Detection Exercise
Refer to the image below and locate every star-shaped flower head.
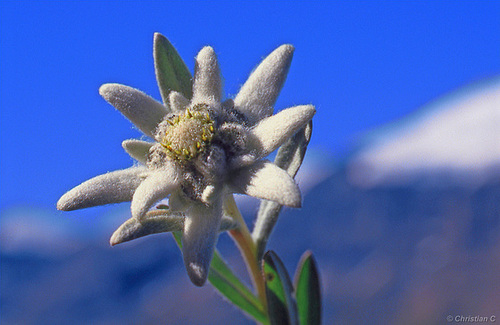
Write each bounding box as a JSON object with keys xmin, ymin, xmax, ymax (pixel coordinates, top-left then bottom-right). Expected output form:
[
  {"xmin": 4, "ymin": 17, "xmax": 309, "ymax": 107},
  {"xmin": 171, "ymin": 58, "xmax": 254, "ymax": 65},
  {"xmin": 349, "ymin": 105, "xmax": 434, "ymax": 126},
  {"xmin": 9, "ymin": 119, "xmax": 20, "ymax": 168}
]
[{"xmin": 57, "ymin": 33, "xmax": 315, "ymax": 286}]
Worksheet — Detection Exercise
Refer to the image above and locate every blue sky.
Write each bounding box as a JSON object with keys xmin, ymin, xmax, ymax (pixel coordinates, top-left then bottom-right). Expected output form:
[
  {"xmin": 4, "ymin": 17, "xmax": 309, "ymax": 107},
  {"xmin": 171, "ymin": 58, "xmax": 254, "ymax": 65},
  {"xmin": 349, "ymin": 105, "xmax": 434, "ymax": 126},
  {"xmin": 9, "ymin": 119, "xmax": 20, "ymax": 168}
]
[{"xmin": 1, "ymin": 0, "xmax": 499, "ymax": 212}]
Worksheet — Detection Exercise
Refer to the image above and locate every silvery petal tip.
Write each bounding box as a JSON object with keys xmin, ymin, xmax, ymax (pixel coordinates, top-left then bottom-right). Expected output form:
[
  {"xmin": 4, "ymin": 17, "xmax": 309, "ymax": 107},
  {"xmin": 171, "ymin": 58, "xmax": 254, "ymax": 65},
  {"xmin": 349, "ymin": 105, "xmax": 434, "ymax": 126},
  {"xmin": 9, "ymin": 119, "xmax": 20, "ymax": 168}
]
[
  {"xmin": 192, "ymin": 46, "xmax": 222, "ymax": 105},
  {"xmin": 197, "ymin": 46, "xmax": 216, "ymax": 65}
]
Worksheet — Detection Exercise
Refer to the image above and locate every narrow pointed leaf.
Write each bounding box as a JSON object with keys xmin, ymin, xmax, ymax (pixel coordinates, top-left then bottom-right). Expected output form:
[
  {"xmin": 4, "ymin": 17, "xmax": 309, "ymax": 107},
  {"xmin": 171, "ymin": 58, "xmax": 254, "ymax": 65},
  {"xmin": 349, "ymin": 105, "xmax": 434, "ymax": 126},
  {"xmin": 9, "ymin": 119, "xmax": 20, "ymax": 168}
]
[
  {"xmin": 209, "ymin": 252, "xmax": 268, "ymax": 324},
  {"xmin": 172, "ymin": 232, "xmax": 267, "ymax": 324},
  {"xmin": 154, "ymin": 33, "xmax": 192, "ymax": 103},
  {"xmin": 294, "ymin": 251, "xmax": 322, "ymax": 325},
  {"xmin": 263, "ymin": 251, "xmax": 298, "ymax": 325},
  {"xmin": 253, "ymin": 121, "xmax": 313, "ymax": 259}
]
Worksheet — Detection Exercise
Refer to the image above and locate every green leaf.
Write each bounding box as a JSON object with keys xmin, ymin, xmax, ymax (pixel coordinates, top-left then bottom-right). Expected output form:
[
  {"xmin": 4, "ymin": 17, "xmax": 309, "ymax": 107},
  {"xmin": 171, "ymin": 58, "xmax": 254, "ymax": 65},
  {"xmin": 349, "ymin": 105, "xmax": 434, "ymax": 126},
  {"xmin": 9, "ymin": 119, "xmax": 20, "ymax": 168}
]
[
  {"xmin": 294, "ymin": 251, "xmax": 321, "ymax": 325},
  {"xmin": 153, "ymin": 33, "xmax": 193, "ymax": 103},
  {"xmin": 209, "ymin": 252, "xmax": 268, "ymax": 324},
  {"xmin": 263, "ymin": 251, "xmax": 298, "ymax": 325},
  {"xmin": 172, "ymin": 232, "xmax": 267, "ymax": 324},
  {"xmin": 253, "ymin": 121, "xmax": 313, "ymax": 259}
]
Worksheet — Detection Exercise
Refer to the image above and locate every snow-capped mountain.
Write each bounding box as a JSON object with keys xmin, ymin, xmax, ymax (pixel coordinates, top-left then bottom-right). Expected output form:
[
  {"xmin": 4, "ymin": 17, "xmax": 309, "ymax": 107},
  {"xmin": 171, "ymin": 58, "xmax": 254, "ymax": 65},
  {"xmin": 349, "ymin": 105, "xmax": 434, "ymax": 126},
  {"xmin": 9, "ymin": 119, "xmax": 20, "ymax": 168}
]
[{"xmin": 349, "ymin": 77, "xmax": 500, "ymax": 188}]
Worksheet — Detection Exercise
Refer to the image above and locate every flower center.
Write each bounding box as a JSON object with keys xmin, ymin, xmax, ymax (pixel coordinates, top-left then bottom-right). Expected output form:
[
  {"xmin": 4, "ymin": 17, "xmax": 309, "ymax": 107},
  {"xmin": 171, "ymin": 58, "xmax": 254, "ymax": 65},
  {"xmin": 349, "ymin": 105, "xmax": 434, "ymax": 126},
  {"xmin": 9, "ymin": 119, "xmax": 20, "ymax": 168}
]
[{"xmin": 160, "ymin": 104, "xmax": 215, "ymax": 161}]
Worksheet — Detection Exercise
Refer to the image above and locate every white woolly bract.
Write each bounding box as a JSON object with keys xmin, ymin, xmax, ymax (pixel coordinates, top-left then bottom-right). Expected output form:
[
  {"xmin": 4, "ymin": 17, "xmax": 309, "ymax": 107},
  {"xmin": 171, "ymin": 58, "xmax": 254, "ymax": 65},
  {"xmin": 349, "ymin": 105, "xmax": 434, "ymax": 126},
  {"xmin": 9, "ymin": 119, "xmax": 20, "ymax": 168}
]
[
  {"xmin": 57, "ymin": 167, "xmax": 148, "ymax": 211},
  {"xmin": 249, "ymin": 105, "xmax": 316, "ymax": 159},
  {"xmin": 131, "ymin": 168, "xmax": 179, "ymax": 219},
  {"xmin": 234, "ymin": 44, "xmax": 294, "ymax": 125},
  {"xmin": 182, "ymin": 201, "xmax": 222, "ymax": 286},
  {"xmin": 122, "ymin": 139, "xmax": 153, "ymax": 164},
  {"xmin": 169, "ymin": 91, "xmax": 190, "ymax": 112},
  {"xmin": 229, "ymin": 160, "xmax": 301, "ymax": 208},
  {"xmin": 99, "ymin": 84, "xmax": 169, "ymax": 138},
  {"xmin": 191, "ymin": 46, "xmax": 222, "ymax": 106}
]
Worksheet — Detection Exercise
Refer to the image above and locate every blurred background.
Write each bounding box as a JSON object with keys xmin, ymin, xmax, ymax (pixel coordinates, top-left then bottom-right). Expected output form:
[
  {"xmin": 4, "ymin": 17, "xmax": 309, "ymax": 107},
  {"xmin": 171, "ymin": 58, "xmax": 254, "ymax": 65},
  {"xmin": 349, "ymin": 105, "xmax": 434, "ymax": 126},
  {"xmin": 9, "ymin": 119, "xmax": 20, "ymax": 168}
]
[{"xmin": 1, "ymin": 1, "xmax": 499, "ymax": 324}]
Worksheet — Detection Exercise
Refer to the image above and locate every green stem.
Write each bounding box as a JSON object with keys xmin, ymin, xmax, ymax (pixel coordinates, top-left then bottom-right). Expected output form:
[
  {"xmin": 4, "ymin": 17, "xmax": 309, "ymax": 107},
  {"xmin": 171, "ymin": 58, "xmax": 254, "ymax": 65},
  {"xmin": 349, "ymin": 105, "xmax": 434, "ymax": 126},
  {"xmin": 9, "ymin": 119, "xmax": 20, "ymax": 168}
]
[{"xmin": 225, "ymin": 195, "xmax": 268, "ymax": 318}]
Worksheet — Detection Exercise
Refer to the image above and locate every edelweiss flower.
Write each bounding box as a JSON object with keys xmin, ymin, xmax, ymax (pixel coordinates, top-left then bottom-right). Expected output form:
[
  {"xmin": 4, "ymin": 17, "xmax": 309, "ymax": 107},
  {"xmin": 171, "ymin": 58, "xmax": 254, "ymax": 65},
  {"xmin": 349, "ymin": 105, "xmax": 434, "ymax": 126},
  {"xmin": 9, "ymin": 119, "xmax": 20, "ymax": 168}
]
[{"xmin": 57, "ymin": 33, "xmax": 315, "ymax": 286}]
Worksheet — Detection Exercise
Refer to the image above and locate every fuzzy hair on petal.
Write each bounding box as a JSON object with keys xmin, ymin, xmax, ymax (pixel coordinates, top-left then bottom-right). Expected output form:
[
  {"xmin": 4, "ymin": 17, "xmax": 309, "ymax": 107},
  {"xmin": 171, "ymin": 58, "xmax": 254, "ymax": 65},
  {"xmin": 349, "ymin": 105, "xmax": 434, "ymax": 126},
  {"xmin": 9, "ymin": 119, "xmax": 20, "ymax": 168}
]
[
  {"xmin": 122, "ymin": 139, "xmax": 153, "ymax": 164},
  {"xmin": 110, "ymin": 211, "xmax": 186, "ymax": 246},
  {"xmin": 229, "ymin": 160, "xmax": 301, "ymax": 207},
  {"xmin": 57, "ymin": 167, "xmax": 148, "ymax": 211},
  {"xmin": 99, "ymin": 83, "xmax": 169, "ymax": 138},
  {"xmin": 234, "ymin": 44, "xmax": 294, "ymax": 125},
  {"xmin": 249, "ymin": 105, "xmax": 315, "ymax": 159},
  {"xmin": 191, "ymin": 46, "xmax": 222, "ymax": 106},
  {"xmin": 182, "ymin": 200, "xmax": 222, "ymax": 286},
  {"xmin": 169, "ymin": 91, "xmax": 190, "ymax": 112},
  {"xmin": 110, "ymin": 210, "xmax": 238, "ymax": 246},
  {"xmin": 168, "ymin": 190, "xmax": 190, "ymax": 212},
  {"xmin": 131, "ymin": 167, "xmax": 179, "ymax": 219}
]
